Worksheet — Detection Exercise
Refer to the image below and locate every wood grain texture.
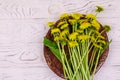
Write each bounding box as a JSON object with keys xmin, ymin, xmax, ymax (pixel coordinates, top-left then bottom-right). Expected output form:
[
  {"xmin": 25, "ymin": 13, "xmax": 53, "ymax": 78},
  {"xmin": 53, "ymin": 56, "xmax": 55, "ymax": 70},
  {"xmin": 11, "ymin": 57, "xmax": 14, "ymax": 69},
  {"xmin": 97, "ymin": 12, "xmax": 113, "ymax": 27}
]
[{"xmin": 0, "ymin": 0, "xmax": 119, "ymax": 80}]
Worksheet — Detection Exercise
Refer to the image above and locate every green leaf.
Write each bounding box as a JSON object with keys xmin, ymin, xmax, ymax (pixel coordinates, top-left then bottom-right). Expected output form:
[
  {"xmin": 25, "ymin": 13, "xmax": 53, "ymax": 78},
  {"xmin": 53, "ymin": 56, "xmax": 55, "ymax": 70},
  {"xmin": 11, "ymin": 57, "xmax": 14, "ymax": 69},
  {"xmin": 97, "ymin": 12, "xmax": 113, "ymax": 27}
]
[{"xmin": 43, "ymin": 37, "xmax": 61, "ymax": 62}]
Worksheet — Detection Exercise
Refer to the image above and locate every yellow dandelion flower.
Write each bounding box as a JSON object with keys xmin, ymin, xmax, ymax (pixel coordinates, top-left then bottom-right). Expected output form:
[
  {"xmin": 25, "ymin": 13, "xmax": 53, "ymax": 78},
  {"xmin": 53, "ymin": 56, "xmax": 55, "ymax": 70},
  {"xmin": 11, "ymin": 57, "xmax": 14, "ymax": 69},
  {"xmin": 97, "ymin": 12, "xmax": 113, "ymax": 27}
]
[
  {"xmin": 80, "ymin": 22, "xmax": 91, "ymax": 29},
  {"xmin": 51, "ymin": 28, "xmax": 60, "ymax": 34},
  {"xmin": 76, "ymin": 30, "xmax": 83, "ymax": 34},
  {"xmin": 69, "ymin": 19, "xmax": 77, "ymax": 25},
  {"xmin": 96, "ymin": 6, "xmax": 104, "ymax": 13},
  {"xmin": 68, "ymin": 41, "xmax": 78, "ymax": 48},
  {"xmin": 60, "ymin": 13, "xmax": 69, "ymax": 19},
  {"xmin": 69, "ymin": 32, "xmax": 78, "ymax": 40},
  {"xmin": 78, "ymin": 19, "xmax": 88, "ymax": 24},
  {"xmin": 94, "ymin": 30, "xmax": 100, "ymax": 35},
  {"xmin": 91, "ymin": 20, "xmax": 100, "ymax": 30},
  {"xmin": 91, "ymin": 36, "xmax": 96, "ymax": 42},
  {"xmin": 98, "ymin": 35, "xmax": 105, "ymax": 39},
  {"xmin": 60, "ymin": 23, "xmax": 69, "ymax": 29},
  {"xmin": 97, "ymin": 40, "xmax": 106, "ymax": 44},
  {"xmin": 78, "ymin": 35, "xmax": 90, "ymax": 42},
  {"xmin": 72, "ymin": 13, "xmax": 82, "ymax": 20},
  {"xmin": 54, "ymin": 36, "xmax": 63, "ymax": 41},
  {"xmin": 104, "ymin": 25, "xmax": 111, "ymax": 32},
  {"xmin": 46, "ymin": 22, "xmax": 55, "ymax": 27},
  {"xmin": 93, "ymin": 43, "xmax": 103, "ymax": 49},
  {"xmin": 54, "ymin": 36, "xmax": 60, "ymax": 41},
  {"xmin": 86, "ymin": 14, "xmax": 96, "ymax": 20},
  {"xmin": 61, "ymin": 29, "xmax": 69, "ymax": 37},
  {"xmin": 57, "ymin": 21, "xmax": 66, "ymax": 27}
]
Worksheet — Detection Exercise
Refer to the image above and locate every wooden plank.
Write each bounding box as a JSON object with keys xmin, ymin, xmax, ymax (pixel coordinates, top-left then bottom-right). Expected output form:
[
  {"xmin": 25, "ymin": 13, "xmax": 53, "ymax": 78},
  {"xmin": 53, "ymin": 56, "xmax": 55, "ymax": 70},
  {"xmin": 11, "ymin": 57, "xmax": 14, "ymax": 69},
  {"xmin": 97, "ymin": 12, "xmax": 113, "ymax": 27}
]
[
  {"xmin": 0, "ymin": 0, "xmax": 119, "ymax": 80},
  {"xmin": 0, "ymin": 67, "xmax": 63, "ymax": 80}
]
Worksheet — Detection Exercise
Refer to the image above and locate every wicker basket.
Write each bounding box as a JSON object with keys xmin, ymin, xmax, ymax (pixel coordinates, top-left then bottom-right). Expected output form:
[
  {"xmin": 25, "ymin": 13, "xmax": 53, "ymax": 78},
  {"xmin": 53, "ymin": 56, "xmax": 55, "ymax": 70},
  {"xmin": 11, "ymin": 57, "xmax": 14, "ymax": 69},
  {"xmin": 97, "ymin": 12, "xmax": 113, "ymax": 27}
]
[{"xmin": 44, "ymin": 19, "xmax": 109, "ymax": 78}]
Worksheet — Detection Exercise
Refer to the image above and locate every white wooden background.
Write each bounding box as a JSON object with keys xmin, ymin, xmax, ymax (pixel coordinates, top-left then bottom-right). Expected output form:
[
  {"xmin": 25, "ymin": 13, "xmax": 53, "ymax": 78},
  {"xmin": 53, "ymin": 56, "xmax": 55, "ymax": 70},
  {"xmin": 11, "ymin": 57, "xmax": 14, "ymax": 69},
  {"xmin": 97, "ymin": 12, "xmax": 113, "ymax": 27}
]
[{"xmin": 0, "ymin": 0, "xmax": 119, "ymax": 80}]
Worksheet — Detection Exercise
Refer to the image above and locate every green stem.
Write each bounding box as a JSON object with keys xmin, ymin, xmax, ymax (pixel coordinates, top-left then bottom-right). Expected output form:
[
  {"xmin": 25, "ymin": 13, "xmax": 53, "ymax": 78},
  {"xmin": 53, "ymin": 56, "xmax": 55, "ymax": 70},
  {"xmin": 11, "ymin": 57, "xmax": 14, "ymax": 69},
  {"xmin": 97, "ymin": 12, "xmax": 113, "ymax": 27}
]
[
  {"xmin": 92, "ymin": 51, "xmax": 101, "ymax": 80},
  {"xmin": 72, "ymin": 45, "xmax": 89, "ymax": 80},
  {"xmin": 69, "ymin": 48, "xmax": 77, "ymax": 80},
  {"xmin": 89, "ymin": 47, "xmax": 97, "ymax": 72},
  {"xmin": 73, "ymin": 47, "xmax": 82, "ymax": 80},
  {"xmin": 62, "ymin": 45, "xmax": 73, "ymax": 79},
  {"xmin": 57, "ymin": 42, "xmax": 69, "ymax": 79}
]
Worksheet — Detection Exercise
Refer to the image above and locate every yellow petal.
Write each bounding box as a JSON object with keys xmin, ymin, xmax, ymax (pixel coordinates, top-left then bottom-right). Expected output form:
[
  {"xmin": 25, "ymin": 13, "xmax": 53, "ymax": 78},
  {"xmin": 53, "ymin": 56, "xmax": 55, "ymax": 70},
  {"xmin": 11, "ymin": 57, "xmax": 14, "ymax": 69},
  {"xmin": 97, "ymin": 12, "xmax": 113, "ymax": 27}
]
[
  {"xmin": 97, "ymin": 40, "xmax": 106, "ymax": 44},
  {"xmin": 80, "ymin": 22, "xmax": 91, "ymax": 29},
  {"xmin": 60, "ymin": 24, "xmax": 69, "ymax": 29},
  {"xmin": 93, "ymin": 43, "xmax": 103, "ymax": 49},
  {"xmin": 91, "ymin": 20, "xmax": 100, "ymax": 30},
  {"xmin": 54, "ymin": 36, "xmax": 63, "ymax": 41},
  {"xmin": 78, "ymin": 35, "xmax": 90, "ymax": 41},
  {"xmin": 68, "ymin": 41, "xmax": 78, "ymax": 48},
  {"xmin": 51, "ymin": 28, "xmax": 60, "ymax": 34},
  {"xmin": 76, "ymin": 30, "xmax": 83, "ymax": 34},
  {"xmin": 47, "ymin": 22, "xmax": 55, "ymax": 27},
  {"xmin": 69, "ymin": 32, "xmax": 78, "ymax": 40},
  {"xmin": 69, "ymin": 19, "xmax": 77, "ymax": 25},
  {"xmin": 61, "ymin": 29, "xmax": 69, "ymax": 37},
  {"xmin": 72, "ymin": 13, "xmax": 82, "ymax": 20},
  {"xmin": 57, "ymin": 21, "xmax": 66, "ymax": 27},
  {"xmin": 86, "ymin": 14, "xmax": 96, "ymax": 20},
  {"xmin": 60, "ymin": 13, "xmax": 69, "ymax": 19},
  {"xmin": 98, "ymin": 35, "xmax": 105, "ymax": 39}
]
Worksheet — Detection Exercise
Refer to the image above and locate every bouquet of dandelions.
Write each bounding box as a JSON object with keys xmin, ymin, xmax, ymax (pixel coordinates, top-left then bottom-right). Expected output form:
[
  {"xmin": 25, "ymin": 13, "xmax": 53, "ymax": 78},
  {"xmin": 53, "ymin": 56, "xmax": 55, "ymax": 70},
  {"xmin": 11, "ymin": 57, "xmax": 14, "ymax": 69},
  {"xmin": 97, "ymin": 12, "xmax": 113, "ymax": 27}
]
[{"xmin": 44, "ymin": 6, "xmax": 112, "ymax": 80}]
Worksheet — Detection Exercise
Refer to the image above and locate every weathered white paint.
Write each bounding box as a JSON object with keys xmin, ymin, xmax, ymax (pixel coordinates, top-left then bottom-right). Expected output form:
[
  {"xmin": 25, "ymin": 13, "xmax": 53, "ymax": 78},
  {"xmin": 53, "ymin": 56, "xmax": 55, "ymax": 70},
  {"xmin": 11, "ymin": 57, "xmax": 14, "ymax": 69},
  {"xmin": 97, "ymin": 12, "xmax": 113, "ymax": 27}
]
[{"xmin": 0, "ymin": 0, "xmax": 119, "ymax": 80}]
